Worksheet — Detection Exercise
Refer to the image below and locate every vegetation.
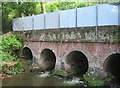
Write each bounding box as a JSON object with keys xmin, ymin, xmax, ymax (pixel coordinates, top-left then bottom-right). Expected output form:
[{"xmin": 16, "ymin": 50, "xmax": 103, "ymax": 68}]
[
  {"xmin": 9, "ymin": 60, "xmax": 24, "ymax": 74},
  {"xmin": 1, "ymin": 33, "xmax": 24, "ymax": 76},
  {"xmin": 1, "ymin": 51, "xmax": 16, "ymax": 62},
  {"xmin": 51, "ymin": 70, "xmax": 68, "ymax": 78},
  {"xmin": 2, "ymin": 59, "xmax": 24, "ymax": 76},
  {"xmin": 83, "ymin": 73, "xmax": 104, "ymax": 87},
  {"xmin": 2, "ymin": 33, "xmax": 23, "ymax": 56},
  {"xmin": 104, "ymin": 74, "xmax": 115, "ymax": 85},
  {"xmin": 45, "ymin": 2, "xmax": 88, "ymax": 12}
]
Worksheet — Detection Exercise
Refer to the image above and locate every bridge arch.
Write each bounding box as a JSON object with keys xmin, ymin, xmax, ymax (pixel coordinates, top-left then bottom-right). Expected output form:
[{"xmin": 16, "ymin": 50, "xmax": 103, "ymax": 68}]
[
  {"xmin": 39, "ymin": 48, "xmax": 56, "ymax": 71},
  {"xmin": 104, "ymin": 53, "xmax": 120, "ymax": 79},
  {"xmin": 66, "ymin": 50, "xmax": 88, "ymax": 76},
  {"xmin": 20, "ymin": 46, "xmax": 33, "ymax": 60}
]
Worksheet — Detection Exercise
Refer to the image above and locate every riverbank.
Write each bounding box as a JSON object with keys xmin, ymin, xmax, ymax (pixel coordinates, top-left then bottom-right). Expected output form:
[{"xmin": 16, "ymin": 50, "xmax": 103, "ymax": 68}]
[
  {"xmin": 1, "ymin": 60, "xmax": 119, "ymax": 87},
  {"xmin": 1, "ymin": 61, "xmax": 24, "ymax": 79},
  {"xmin": 0, "ymin": 32, "xmax": 24, "ymax": 79},
  {"xmin": 2, "ymin": 71, "xmax": 120, "ymax": 87}
]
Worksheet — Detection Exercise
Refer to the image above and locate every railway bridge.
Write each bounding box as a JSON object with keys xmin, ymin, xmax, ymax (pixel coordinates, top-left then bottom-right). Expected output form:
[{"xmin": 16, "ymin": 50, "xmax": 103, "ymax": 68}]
[
  {"xmin": 13, "ymin": 4, "xmax": 120, "ymax": 78},
  {"xmin": 15, "ymin": 26, "xmax": 120, "ymax": 78}
]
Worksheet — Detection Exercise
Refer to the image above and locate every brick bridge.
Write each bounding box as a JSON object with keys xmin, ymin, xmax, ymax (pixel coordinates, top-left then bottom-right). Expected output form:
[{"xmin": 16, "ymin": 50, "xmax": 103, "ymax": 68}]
[{"xmin": 14, "ymin": 26, "xmax": 120, "ymax": 78}]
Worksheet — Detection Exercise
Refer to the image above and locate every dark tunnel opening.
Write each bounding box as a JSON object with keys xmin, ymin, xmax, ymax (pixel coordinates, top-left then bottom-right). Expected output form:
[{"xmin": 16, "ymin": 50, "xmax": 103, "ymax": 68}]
[
  {"xmin": 104, "ymin": 53, "xmax": 120, "ymax": 80},
  {"xmin": 20, "ymin": 47, "xmax": 33, "ymax": 72},
  {"xmin": 40, "ymin": 49, "xmax": 56, "ymax": 71},
  {"xmin": 20, "ymin": 47, "xmax": 33, "ymax": 60},
  {"xmin": 66, "ymin": 51, "xmax": 88, "ymax": 76}
]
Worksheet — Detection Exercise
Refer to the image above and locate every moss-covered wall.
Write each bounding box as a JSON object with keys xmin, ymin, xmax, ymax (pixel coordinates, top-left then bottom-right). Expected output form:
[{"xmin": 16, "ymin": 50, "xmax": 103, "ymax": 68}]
[
  {"xmin": 14, "ymin": 26, "xmax": 119, "ymax": 43},
  {"xmin": 97, "ymin": 26, "xmax": 119, "ymax": 43}
]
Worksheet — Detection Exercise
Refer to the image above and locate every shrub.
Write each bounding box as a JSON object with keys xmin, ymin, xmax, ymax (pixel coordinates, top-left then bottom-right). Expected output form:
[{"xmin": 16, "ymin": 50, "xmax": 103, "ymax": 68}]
[
  {"xmin": 83, "ymin": 73, "xmax": 104, "ymax": 87},
  {"xmin": 9, "ymin": 60, "xmax": 25, "ymax": 74},
  {"xmin": 0, "ymin": 51, "xmax": 16, "ymax": 61},
  {"xmin": 1, "ymin": 33, "xmax": 23, "ymax": 61},
  {"xmin": 1, "ymin": 33, "xmax": 24, "ymax": 74},
  {"xmin": 1, "ymin": 33, "xmax": 23, "ymax": 56}
]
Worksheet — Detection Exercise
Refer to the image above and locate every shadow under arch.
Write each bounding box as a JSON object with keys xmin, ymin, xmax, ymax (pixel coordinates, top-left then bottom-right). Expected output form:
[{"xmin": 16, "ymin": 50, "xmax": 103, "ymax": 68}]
[
  {"xmin": 20, "ymin": 47, "xmax": 33, "ymax": 60},
  {"xmin": 104, "ymin": 53, "xmax": 120, "ymax": 80},
  {"xmin": 66, "ymin": 51, "xmax": 88, "ymax": 76},
  {"xmin": 40, "ymin": 48, "xmax": 56, "ymax": 71}
]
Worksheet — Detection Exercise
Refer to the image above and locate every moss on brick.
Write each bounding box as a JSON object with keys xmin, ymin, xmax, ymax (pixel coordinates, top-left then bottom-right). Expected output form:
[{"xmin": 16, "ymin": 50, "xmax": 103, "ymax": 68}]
[{"xmin": 14, "ymin": 26, "xmax": 119, "ymax": 43}]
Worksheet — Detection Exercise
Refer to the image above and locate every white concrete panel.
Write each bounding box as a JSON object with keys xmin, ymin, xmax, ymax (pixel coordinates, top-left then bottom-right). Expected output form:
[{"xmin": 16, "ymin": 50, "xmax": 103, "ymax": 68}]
[
  {"xmin": 118, "ymin": 5, "xmax": 120, "ymax": 25},
  {"xmin": 23, "ymin": 16, "xmax": 33, "ymax": 30},
  {"xmin": 13, "ymin": 18, "xmax": 23, "ymax": 31},
  {"xmin": 77, "ymin": 6, "xmax": 96, "ymax": 27},
  {"xmin": 34, "ymin": 14, "xmax": 45, "ymax": 30},
  {"xmin": 60, "ymin": 10, "xmax": 68, "ymax": 28},
  {"xmin": 98, "ymin": 4, "xmax": 118, "ymax": 26},
  {"xmin": 60, "ymin": 9, "xmax": 76, "ymax": 28},
  {"xmin": 68, "ymin": 9, "xmax": 76, "ymax": 28},
  {"xmin": 45, "ymin": 12, "xmax": 59, "ymax": 29},
  {"xmin": 13, "ymin": 4, "xmax": 119, "ymax": 31}
]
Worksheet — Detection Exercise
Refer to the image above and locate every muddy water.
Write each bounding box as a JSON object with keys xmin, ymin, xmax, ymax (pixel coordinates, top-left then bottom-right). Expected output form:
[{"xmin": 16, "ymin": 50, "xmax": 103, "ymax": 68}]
[
  {"xmin": 2, "ymin": 73, "xmax": 68, "ymax": 86},
  {"xmin": 2, "ymin": 73, "xmax": 120, "ymax": 88}
]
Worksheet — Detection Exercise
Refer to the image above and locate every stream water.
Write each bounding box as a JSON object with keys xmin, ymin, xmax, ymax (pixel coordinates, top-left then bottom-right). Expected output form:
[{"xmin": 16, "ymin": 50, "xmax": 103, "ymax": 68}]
[
  {"xmin": 2, "ymin": 72, "xmax": 84, "ymax": 87},
  {"xmin": 2, "ymin": 73, "xmax": 65, "ymax": 86},
  {"xmin": 2, "ymin": 72, "xmax": 120, "ymax": 88},
  {"xmin": 2, "ymin": 58, "xmax": 120, "ymax": 88}
]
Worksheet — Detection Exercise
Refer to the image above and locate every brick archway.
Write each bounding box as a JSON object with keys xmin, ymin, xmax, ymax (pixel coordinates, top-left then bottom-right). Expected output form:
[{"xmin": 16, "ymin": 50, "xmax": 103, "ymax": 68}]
[
  {"xmin": 20, "ymin": 46, "xmax": 33, "ymax": 60},
  {"xmin": 104, "ymin": 53, "xmax": 120, "ymax": 79},
  {"xmin": 39, "ymin": 48, "xmax": 56, "ymax": 71},
  {"xmin": 66, "ymin": 50, "xmax": 88, "ymax": 76}
]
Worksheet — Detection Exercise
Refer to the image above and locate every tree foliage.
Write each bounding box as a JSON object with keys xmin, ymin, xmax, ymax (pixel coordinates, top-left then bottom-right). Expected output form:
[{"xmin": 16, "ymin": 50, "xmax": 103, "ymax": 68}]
[{"xmin": 45, "ymin": 2, "xmax": 89, "ymax": 12}]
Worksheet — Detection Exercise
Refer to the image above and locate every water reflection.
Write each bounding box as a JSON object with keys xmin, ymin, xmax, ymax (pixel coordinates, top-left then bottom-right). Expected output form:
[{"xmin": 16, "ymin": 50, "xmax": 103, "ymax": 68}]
[{"xmin": 2, "ymin": 73, "xmax": 67, "ymax": 86}]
